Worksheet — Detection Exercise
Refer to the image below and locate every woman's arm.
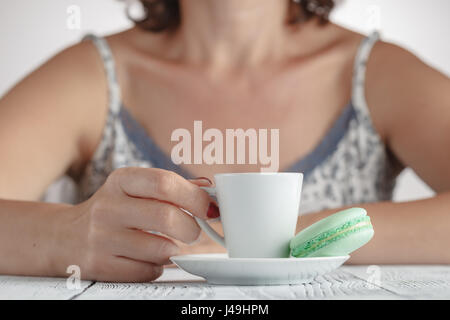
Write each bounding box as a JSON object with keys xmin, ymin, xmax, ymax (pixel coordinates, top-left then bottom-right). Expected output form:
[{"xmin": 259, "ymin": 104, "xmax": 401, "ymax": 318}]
[
  {"xmin": 367, "ymin": 42, "xmax": 450, "ymax": 192},
  {"xmin": 0, "ymin": 41, "xmax": 107, "ymax": 200},
  {"xmin": 0, "ymin": 41, "xmax": 104, "ymax": 276},
  {"xmin": 0, "ymin": 169, "xmax": 212, "ymax": 281},
  {"xmin": 0, "ymin": 199, "xmax": 72, "ymax": 276},
  {"xmin": 299, "ymin": 42, "xmax": 450, "ymax": 264},
  {"xmin": 297, "ymin": 192, "xmax": 450, "ymax": 264}
]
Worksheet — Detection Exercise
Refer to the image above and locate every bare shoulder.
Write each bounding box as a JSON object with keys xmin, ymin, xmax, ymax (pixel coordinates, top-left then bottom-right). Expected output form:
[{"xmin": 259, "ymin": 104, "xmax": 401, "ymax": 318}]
[
  {"xmin": 3, "ymin": 38, "xmax": 109, "ymax": 119},
  {"xmin": 364, "ymin": 39, "xmax": 450, "ymax": 139},
  {"xmin": 53, "ymin": 38, "xmax": 111, "ymax": 162},
  {"xmin": 367, "ymin": 40, "xmax": 438, "ymax": 89},
  {"xmin": 30, "ymin": 39, "xmax": 108, "ymax": 94},
  {"xmin": 0, "ymin": 38, "xmax": 110, "ymax": 178},
  {"xmin": 42, "ymin": 39, "xmax": 109, "ymax": 159},
  {"xmin": 362, "ymin": 39, "xmax": 450, "ymax": 190}
]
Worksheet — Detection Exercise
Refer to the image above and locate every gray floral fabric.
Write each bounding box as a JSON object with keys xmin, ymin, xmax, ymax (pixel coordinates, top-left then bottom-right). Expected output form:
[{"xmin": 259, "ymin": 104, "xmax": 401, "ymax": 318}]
[{"xmin": 76, "ymin": 32, "xmax": 397, "ymax": 214}]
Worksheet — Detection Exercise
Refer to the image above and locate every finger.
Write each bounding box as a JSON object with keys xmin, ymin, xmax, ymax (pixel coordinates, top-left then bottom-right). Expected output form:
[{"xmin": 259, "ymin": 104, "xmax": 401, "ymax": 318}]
[
  {"xmin": 108, "ymin": 195, "xmax": 202, "ymax": 244},
  {"xmin": 108, "ymin": 229, "xmax": 180, "ymax": 265},
  {"xmin": 189, "ymin": 177, "xmax": 213, "ymax": 187},
  {"xmin": 111, "ymin": 168, "xmax": 211, "ymax": 219},
  {"xmin": 95, "ymin": 256, "xmax": 163, "ymax": 282},
  {"xmin": 189, "ymin": 177, "xmax": 219, "ymax": 208}
]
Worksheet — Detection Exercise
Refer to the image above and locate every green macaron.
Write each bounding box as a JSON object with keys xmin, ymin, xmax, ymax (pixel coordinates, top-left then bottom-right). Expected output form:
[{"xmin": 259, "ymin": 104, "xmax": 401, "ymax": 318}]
[{"xmin": 290, "ymin": 207, "xmax": 374, "ymax": 258}]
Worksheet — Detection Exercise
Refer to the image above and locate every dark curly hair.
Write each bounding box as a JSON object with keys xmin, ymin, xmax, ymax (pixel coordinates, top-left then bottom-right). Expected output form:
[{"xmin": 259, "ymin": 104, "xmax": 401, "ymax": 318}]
[{"xmin": 130, "ymin": 0, "xmax": 335, "ymax": 32}]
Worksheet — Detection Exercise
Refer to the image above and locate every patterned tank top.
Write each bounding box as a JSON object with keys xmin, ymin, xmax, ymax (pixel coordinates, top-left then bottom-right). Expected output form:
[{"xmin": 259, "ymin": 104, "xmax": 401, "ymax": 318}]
[{"xmin": 69, "ymin": 31, "xmax": 398, "ymax": 214}]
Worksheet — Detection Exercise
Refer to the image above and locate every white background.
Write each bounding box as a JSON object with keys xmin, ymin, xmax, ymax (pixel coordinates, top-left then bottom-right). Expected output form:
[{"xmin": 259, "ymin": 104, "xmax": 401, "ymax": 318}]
[{"xmin": 1, "ymin": 0, "xmax": 448, "ymax": 202}]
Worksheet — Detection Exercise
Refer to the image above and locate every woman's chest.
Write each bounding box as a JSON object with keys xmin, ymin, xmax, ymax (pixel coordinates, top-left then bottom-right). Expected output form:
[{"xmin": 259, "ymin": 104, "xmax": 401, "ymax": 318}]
[{"xmin": 119, "ymin": 61, "xmax": 352, "ymax": 177}]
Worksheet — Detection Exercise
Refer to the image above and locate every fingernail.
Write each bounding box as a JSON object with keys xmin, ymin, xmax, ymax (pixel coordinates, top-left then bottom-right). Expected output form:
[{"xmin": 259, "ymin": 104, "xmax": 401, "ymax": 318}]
[
  {"xmin": 194, "ymin": 177, "xmax": 212, "ymax": 186},
  {"xmin": 207, "ymin": 202, "xmax": 220, "ymax": 219}
]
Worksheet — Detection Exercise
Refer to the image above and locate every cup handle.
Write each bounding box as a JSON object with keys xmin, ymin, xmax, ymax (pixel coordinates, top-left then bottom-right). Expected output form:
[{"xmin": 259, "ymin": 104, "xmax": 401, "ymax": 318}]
[{"xmin": 194, "ymin": 187, "xmax": 226, "ymax": 248}]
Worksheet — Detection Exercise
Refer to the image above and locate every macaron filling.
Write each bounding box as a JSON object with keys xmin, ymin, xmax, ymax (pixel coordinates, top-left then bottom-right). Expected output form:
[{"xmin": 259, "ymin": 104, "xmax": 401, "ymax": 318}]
[{"xmin": 291, "ymin": 216, "xmax": 373, "ymax": 257}]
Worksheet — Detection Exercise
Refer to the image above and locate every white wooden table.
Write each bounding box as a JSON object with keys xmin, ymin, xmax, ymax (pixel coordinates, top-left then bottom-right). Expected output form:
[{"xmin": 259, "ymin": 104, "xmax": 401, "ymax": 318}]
[{"xmin": 1, "ymin": 265, "xmax": 450, "ymax": 300}]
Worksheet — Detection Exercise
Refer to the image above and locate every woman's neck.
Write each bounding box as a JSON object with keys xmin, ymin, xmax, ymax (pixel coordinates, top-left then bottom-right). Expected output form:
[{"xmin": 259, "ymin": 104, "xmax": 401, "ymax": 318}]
[{"xmin": 177, "ymin": 0, "xmax": 290, "ymax": 70}]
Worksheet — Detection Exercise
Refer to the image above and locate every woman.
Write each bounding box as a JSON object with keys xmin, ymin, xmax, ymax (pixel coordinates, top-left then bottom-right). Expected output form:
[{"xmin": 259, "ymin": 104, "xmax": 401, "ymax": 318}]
[{"xmin": 0, "ymin": 0, "xmax": 449, "ymax": 282}]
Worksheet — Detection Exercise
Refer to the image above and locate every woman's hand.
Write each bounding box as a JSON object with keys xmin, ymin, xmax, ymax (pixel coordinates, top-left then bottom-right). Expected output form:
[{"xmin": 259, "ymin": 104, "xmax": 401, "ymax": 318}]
[
  {"xmin": 173, "ymin": 178, "xmax": 226, "ymax": 257},
  {"xmin": 173, "ymin": 220, "xmax": 227, "ymax": 258},
  {"xmin": 55, "ymin": 167, "xmax": 217, "ymax": 282}
]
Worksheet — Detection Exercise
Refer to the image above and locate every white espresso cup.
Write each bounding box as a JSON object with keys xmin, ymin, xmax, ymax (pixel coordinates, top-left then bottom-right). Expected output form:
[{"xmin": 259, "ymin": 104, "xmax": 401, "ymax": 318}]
[{"xmin": 195, "ymin": 172, "xmax": 303, "ymax": 258}]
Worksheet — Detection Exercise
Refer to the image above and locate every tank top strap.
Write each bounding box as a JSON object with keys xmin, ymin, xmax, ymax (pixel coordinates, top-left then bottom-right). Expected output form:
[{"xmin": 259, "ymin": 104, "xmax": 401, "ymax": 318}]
[
  {"xmin": 351, "ymin": 31, "xmax": 381, "ymax": 128},
  {"xmin": 83, "ymin": 34, "xmax": 121, "ymax": 116}
]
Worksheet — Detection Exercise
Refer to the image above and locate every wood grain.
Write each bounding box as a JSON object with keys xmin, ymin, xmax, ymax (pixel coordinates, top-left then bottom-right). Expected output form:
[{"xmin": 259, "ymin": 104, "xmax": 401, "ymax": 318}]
[
  {"xmin": 0, "ymin": 275, "xmax": 92, "ymax": 300},
  {"xmin": 76, "ymin": 267, "xmax": 397, "ymax": 300},
  {"xmin": 2, "ymin": 266, "xmax": 450, "ymax": 299},
  {"xmin": 344, "ymin": 265, "xmax": 450, "ymax": 299}
]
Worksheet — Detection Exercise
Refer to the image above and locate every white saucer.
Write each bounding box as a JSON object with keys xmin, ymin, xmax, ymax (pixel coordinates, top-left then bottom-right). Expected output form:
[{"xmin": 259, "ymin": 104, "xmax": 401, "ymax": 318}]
[{"xmin": 170, "ymin": 254, "xmax": 349, "ymax": 285}]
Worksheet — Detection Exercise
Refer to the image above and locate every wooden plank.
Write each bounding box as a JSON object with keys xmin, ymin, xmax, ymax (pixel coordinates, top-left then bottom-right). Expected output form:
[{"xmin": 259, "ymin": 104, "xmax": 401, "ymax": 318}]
[
  {"xmin": 344, "ymin": 265, "xmax": 450, "ymax": 299},
  {"xmin": 223, "ymin": 269, "xmax": 399, "ymax": 300},
  {"xmin": 0, "ymin": 275, "xmax": 92, "ymax": 300},
  {"xmin": 76, "ymin": 268, "xmax": 239, "ymax": 300},
  {"xmin": 77, "ymin": 267, "xmax": 399, "ymax": 300},
  {"xmin": 4, "ymin": 266, "xmax": 449, "ymax": 299}
]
